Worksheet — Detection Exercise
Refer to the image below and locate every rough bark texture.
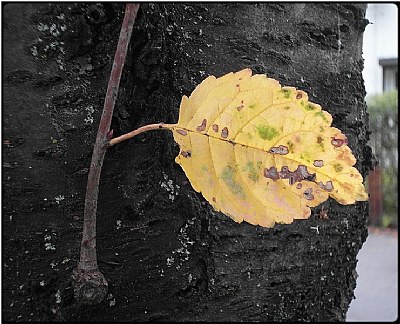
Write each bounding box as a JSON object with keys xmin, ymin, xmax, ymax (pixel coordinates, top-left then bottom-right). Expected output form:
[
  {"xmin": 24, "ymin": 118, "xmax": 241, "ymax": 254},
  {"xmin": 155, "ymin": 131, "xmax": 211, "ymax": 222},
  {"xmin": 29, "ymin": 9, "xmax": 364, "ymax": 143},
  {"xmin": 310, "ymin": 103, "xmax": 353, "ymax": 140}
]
[{"xmin": 3, "ymin": 3, "xmax": 372, "ymax": 322}]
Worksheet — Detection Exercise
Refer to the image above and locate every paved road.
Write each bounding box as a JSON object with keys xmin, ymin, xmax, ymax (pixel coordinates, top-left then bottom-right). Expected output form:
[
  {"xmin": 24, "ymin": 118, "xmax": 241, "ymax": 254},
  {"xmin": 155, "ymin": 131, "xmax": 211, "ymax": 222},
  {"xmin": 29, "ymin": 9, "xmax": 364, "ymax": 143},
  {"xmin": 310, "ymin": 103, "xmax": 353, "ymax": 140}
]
[{"xmin": 346, "ymin": 229, "xmax": 398, "ymax": 322}]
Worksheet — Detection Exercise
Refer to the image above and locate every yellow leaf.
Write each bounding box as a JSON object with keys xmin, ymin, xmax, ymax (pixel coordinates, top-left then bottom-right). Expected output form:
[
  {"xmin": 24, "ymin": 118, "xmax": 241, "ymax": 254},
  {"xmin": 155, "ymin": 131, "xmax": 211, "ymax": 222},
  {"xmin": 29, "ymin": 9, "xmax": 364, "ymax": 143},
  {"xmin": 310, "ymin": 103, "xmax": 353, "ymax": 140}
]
[{"xmin": 171, "ymin": 69, "xmax": 368, "ymax": 227}]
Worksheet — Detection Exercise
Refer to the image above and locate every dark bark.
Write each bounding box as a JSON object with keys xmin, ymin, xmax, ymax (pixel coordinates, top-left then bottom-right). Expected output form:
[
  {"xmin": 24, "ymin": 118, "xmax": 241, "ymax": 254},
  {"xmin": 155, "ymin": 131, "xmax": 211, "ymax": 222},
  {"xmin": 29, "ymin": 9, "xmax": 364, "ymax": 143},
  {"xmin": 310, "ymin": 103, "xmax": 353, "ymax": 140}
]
[
  {"xmin": 2, "ymin": 3, "xmax": 372, "ymax": 322},
  {"xmin": 105, "ymin": 3, "xmax": 372, "ymax": 321}
]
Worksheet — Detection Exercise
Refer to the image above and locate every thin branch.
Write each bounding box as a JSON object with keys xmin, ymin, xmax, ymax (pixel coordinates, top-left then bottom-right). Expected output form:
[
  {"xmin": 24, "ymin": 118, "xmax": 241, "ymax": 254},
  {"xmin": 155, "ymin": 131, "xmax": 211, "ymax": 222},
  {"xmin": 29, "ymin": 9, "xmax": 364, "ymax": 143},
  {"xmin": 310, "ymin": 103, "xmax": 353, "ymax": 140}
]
[
  {"xmin": 79, "ymin": 2, "xmax": 139, "ymax": 272},
  {"xmin": 73, "ymin": 3, "xmax": 140, "ymax": 305}
]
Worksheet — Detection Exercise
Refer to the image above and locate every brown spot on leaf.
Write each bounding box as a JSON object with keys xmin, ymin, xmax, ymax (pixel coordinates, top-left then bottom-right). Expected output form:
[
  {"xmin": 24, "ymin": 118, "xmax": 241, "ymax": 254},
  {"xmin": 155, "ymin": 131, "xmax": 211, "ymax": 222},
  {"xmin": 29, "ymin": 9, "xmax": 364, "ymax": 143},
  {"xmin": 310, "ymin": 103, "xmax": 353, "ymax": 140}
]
[
  {"xmin": 306, "ymin": 173, "xmax": 316, "ymax": 181},
  {"xmin": 269, "ymin": 145, "xmax": 289, "ymax": 155},
  {"xmin": 331, "ymin": 138, "xmax": 343, "ymax": 147},
  {"xmin": 181, "ymin": 150, "xmax": 191, "ymax": 158},
  {"xmin": 196, "ymin": 119, "xmax": 207, "ymax": 132},
  {"xmin": 296, "ymin": 92, "xmax": 303, "ymax": 99},
  {"xmin": 221, "ymin": 127, "xmax": 229, "ymax": 138},
  {"xmin": 317, "ymin": 136, "xmax": 323, "ymax": 144},
  {"xmin": 176, "ymin": 129, "xmax": 188, "ymax": 136},
  {"xmin": 331, "ymin": 136, "xmax": 347, "ymax": 147},
  {"xmin": 297, "ymin": 165, "xmax": 315, "ymax": 181},
  {"xmin": 325, "ymin": 181, "xmax": 334, "ymax": 191},
  {"xmin": 303, "ymin": 188, "xmax": 314, "ymax": 200},
  {"xmin": 278, "ymin": 166, "xmax": 290, "ymax": 179},
  {"xmin": 313, "ymin": 160, "xmax": 324, "ymax": 167},
  {"xmin": 212, "ymin": 197, "xmax": 216, "ymax": 202},
  {"xmin": 264, "ymin": 166, "xmax": 279, "ymax": 181},
  {"xmin": 212, "ymin": 124, "xmax": 219, "ymax": 132},
  {"xmin": 318, "ymin": 180, "xmax": 334, "ymax": 192},
  {"xmin": 296, "ymin": 183, "xmax": 303, "ymax": 189},
  {"xmin": 237, "ymin": 100, "xmax": 244, "ymax": 111},
  {"xmin": 277, "ymin": 165, "xmax": 316, "ymax": 185},
  {"xmin": 304, "ymin": 188, "xmax": 312, "ymax": 195}
]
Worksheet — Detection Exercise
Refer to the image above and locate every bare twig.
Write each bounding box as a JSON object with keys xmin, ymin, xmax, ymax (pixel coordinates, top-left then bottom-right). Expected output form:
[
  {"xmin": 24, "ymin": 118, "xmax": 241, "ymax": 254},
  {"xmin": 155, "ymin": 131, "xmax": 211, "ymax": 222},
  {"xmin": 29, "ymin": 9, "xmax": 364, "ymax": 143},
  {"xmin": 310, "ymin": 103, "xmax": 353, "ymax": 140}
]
[{"xmin": 72, "ymin": 3, "xmax": 140, "ymax": 305}]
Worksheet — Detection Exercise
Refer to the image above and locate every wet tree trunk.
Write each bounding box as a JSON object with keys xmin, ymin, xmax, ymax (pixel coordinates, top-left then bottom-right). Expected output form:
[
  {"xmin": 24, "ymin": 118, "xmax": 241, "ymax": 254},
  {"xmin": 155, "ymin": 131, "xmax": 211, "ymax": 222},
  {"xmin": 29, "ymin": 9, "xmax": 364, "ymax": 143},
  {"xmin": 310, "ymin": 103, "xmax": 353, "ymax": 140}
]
[
  {"xmin": 97, "ymin": 3, "xmax": 372, "ymax": 321},
  {"xmin": 2, "ymin": 2, "xmax": 373, "ymax": 322}
]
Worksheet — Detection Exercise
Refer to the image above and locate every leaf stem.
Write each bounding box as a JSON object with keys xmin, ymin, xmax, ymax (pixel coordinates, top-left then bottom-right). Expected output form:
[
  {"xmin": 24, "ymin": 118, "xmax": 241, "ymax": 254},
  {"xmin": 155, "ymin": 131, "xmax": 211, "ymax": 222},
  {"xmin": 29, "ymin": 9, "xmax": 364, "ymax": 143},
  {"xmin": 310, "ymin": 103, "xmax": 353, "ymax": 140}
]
[{"xmin": 108, "ymin": 123, "xmax": 175, "ymax": 147}]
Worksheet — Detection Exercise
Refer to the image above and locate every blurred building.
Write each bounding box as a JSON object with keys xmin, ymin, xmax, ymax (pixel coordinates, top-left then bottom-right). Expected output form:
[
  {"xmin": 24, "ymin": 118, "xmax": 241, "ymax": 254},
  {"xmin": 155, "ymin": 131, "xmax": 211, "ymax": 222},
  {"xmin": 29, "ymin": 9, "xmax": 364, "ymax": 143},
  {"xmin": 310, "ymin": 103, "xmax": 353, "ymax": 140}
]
[
  {"xmin": 362, "ymin": 3, "xmax": 398, "ymax": 227},
  {"xmin": 363, "ymin": 3, "xmax": 398, "ymax": 96}
]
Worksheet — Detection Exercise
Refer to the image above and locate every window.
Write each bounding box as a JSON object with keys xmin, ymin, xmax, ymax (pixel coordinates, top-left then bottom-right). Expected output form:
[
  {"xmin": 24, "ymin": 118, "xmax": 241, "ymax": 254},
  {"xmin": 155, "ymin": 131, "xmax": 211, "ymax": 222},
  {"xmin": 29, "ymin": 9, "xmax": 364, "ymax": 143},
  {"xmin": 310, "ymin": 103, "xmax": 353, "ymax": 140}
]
[{"xmin": 379, "ymin": 58, "xmax": 398, "ymax": 92}]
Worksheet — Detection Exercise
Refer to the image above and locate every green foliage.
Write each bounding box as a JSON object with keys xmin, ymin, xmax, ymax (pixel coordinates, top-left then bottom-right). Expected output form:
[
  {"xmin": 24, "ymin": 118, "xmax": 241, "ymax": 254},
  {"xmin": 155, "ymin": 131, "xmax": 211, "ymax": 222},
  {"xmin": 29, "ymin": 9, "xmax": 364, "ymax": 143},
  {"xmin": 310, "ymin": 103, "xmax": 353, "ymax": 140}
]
[
  {"xmin": 367, "ymin": 90, "xmax": 398, "ymax": 228},
  {"xmin": 367, "ymin": 90, "xmax": 398, "ymax": 168},
  {"xmin": 367, "ymin": 90, "xmax": 398, "ymax": 117}
]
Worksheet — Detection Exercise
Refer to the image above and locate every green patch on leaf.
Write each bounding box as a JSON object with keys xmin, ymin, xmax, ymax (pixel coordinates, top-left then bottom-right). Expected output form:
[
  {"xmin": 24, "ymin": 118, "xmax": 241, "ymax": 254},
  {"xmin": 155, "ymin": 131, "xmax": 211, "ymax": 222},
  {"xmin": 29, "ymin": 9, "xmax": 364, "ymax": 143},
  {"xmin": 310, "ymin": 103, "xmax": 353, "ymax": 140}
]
[
  {"xmin": 281, "ymin": 89, "xmax": 292, "ymax": 99},
  {"xmin": 316, "ymin": 136, "xmax": 325, "ymax": 152},
  {"xmin": 249, "ymin": 104, "xmax": 256, "ymax": 109},
  {"xmin": 286, "ymin": 140, "xmax": 294, "ymax": 153},
  {"xmin": 221, "ymin": 165, "xmax": 245, "ymax": 198},
  {"xmin": 305, "ymin": 103, "xmax": 316, "ymax": 111},
  {"xmin": 300, "ymin": 152, "xmax": 311, "ymax": 162},
  {"xmin": 315, "ymin": 111, "xmax": 328, "ymax": 122},
  {"xmin": 242, "ymin": 161, "xmax": 262, "ymax": 182},
  {"xmin": 256, "ymin": 124, "xmax": 280, "ymax": 140},
  {"xmin": 334, "ymin": 163, "xmax": 343, "ymax": 172}
]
